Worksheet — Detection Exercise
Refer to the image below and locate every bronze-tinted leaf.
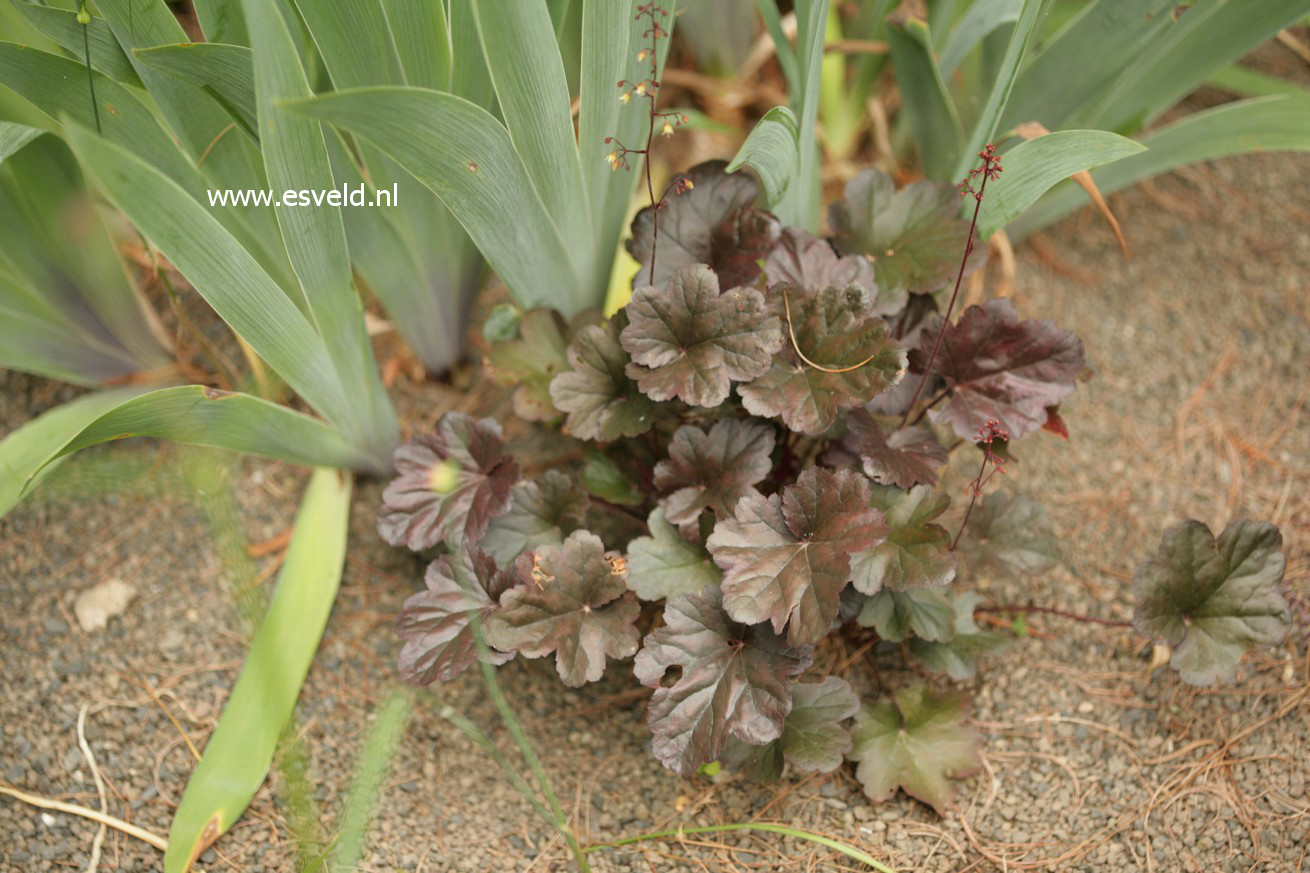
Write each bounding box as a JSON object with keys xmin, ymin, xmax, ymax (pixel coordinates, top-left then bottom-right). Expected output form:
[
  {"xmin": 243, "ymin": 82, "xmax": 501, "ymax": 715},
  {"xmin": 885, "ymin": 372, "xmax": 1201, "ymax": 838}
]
[
  {"xmin": 722, "ymin": 676, "xmax": 860, "ymax": 780},
  {"xmin": 1133, "ymin": 519, "xmax": 1289, "ymax": 686},
  {"xmin": 739, "ymin": 284, "xmax": 906, "ymax": 435},
  {"xmin": 634, "ymin": 585, "xmax": 813, "ymax": 774},
  {"xmin": 377, "ymin": 413, "xmax": 519, "ymax": 550},
  {"xmin": 764, "ymin": 227, "xmax": 902, "ymax": 316},
  {"xmin": 830, "ymin": 168, "xmax": 981, "ymax": 298},
  {"xmin": 912, "ymin": 299, "xmax": 1085, "ymax": 440},
  {"xmin": 707, "ymin": 468, "xmax": 888, "ymax": 645},
  {"xmin": 841, "ymin": 409, "xmax": 948, "ymax": 489},
  {"xmin": 484, "ymin": 530, "xmax": 641, "ymax": 687},
  {"xmin": 654, "ymin": 418, "xmax": 776, "ymax": 533},
  {"xmin": 550, "ymin": 312, "xmax": 657, "ymax": 441},
  {"xmin": 396, "ymin": 547, "xmax": 518, "ymax": 685},
  {"xmin": 856, "ymin": 588, "xmax": 956, "ymax": 642},
  {"xmin": 622, "ymin": 264, "xmax": 783, "ymax": 408},
  {"xmin": 625, "ymin": 508, "xmax": 722, "ymax": 601},
  {"xmin": 481, "ymin": 470, "xmax": 588, "ymax": 565},
  {"xmin": 627, "ymin": 159, "xmax": 773, "ymax": 288},
  {"xmin": 849, "ymin": 683, "xmax": 980, "ymax": 814},
  {"xmin": 485, "ymin": 309, "xmax": 569, "ymax": 422},
  {"xmin": 908, "ymin": 592, "xmax": 1006, "ymax": 681}
]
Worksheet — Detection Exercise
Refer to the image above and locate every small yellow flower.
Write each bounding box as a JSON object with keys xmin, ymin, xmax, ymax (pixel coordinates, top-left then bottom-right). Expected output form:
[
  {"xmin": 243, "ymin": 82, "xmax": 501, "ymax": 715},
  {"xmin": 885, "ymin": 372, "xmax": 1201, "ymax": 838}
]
[
  {"xmin": 619, "ymin": 91, "xmax": 632, "ymax": 104},
  {"xmin": 636, "ymin": 49, "xmax": 648, "ymax": 62},
  {"xmin": 684, "ymin": 179, "xmax": 695, "ymax": 190},
  {"xmin": 661, "ymin": 121, "xmax": 674, "ymax": 137},
  {"xmin": 634, "ymin": 82, "xmax": 647, "ymax": 96},
  {"xmin": 605, "ymin": 150, "xmax": 619, "ymax": 165}
]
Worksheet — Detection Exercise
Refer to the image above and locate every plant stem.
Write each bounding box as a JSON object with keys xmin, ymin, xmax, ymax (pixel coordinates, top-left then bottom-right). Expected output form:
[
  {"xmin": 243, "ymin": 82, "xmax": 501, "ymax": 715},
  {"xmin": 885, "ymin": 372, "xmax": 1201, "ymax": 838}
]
[
  {"xmin": 898, "ymin": 151, "xmax": 998, "ymax": 430},
  {"xmin": 642, "ymin": 8, "xmax": 661, "ymax": 287},
  {"xmin": 950, "ymin": 448, "xmax": 990, "ymax": 550},
  {"xmin": 975, "ymin": 604, "xmax": 1134, "ymax": 629},
  {"xmin": 585, "ymin": 822, "xmax": 897, "ymax": 872},
  {"xmin": 80, "ymin": 11, "xmax": 102, "ymax": 135}
]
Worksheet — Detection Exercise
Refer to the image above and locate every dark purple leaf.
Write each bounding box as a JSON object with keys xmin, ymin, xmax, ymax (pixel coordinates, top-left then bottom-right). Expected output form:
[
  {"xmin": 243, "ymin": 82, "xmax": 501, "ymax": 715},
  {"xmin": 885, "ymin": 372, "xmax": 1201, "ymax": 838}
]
[
  {"xmin": 739, "ymin": 284, "xmax": 905, "ymax": 435},
  {"xmin": 549, "ymin": 313, "xmax": 657, "ymax": 441},
  {"xmin": 841, "ymin": 409, "xmax": 948, "ymax": 489},
  {"xmin": 868, "ymin": 292, "xmax": 941, "ymax": 417},
  {"xmin": 829, "ymin": 167, "xmax": 982, "ymax": 298},
  {"xmin": 396, "ymin": 547, "xmax": 518, "ymax": 685},
  {"xmin": 626, "ymin": 160, "xmax": 774, "ymax": 288},
  {"xmin": 1133, "ymin": 520, "xmax": 1289, "ymax": 686},
  {"xmin": 764, "ymin": 228, "xmax": 903, "ymax": 316},
  {"xmin": 377, "ymin": 414, "xmax": 519, "ymax": 551},
  {"xmin": 722, "ymin": 676, "xmax": 861, "ymax": 780},
  {"xmin": 849, "ymin": 683, "xmax": 980, "ymax": 814},
  {"xmin": 654, "ymin": 418, "xmax": 776, "ymax": 533},
  {"xmin": 483, "ymin": 530, "xmax": 640, "ymax": 687},
  {"xmin": 706, "ymin": 467, "xmax": 888, "ymax": 645},
  {"xmin": 912, "ymin": 299, "xmax": 1085, "ymax": 440},
  {"xmin": 622, "ymin": 264, "xmax": 783, "ymax": 407},
  {"xmin": 634, "ymin": 585, "xmax": 813, "ymax": 774}
]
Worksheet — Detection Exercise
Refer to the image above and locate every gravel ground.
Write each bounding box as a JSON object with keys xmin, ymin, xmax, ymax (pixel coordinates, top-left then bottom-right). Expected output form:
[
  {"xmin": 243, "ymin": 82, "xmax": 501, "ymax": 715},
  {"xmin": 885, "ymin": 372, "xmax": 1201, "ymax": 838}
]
[{"xmin": 4, "ymin": 58, "xmax": 1310, "ymax": 873}]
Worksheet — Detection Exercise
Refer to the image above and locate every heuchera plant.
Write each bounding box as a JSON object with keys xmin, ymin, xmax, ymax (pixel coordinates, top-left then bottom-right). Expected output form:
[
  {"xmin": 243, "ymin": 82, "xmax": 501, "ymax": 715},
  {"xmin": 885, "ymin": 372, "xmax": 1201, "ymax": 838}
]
[
  {"xmin": 380, "ymin": 153, "xmax": 1293, "ymax": 814},
  {"xmin": 379, "ymin": 12, "xmax": 1293, "ymax": 815}
]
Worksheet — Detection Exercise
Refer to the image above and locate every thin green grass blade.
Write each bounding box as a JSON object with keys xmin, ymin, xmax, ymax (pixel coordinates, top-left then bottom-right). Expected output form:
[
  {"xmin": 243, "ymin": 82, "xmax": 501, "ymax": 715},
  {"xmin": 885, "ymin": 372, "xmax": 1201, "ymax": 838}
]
[
  {"xmin": 0, "ymin": 387, "xmax": 148, "ymax": 518},
  {"xmin": 978, "ymin": 129, "xmax": 1144, "ymax": 237},
  {"xmin": 61, "ymin": 120, "xmax": 380, "ymax": 467},
  {"xmin": 1009, "ymin": 95, "xmax": 1310, "ymax": 238},
  {"xmin": 241, "ymin": 0, "xmax": 398, "ymax": 464},
  {"xmin": 29, "ymin": 386, "xmax": 373, "ymax": 488},
  {"xmin": 753, "ymin": 0, "xmax": 799, "ymax": 94},
  {"xmin": 952, "ymin": 0, "xmax": 1048, "ymax": 181},
  {"xmin": 133, "ymin": 43, "xmax": 257, "ymax": 140},
  {"xmin": 164, "ymin": 466, "xmax": 352, "ymax": 873},
  {"xmin": 331, "ymin": 689, "xmax": 412, "ymax": 871},
  {"xmin": 13, "ymin": 2, "xmax": 141, "ymax": 85},
  {"xmin": 471, "ymin": 0, "xmax": 590, "ymax": 277},
  {"xmin": 727, "ymin": 106, "xmax": 799, "ymax": 207},
  {"xmin": 587, "ymin": 822, "xmax": 897, "ymax": 872},
  {"xmin": 293, "ymin": 0, "xmax": 407, "ymax": 87},
  {"xmin": 289, "ymin": 87, "xmax": 584, "ymax": 313},
  {"xmin": 888, "ymin": 19, "xmax": 964, "ymax": 181}
]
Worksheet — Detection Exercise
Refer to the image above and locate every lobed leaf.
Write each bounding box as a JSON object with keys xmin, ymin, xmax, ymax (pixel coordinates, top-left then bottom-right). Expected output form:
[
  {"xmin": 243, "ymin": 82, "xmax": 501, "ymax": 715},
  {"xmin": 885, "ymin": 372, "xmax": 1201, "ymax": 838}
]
[
  {"xmin": 377, "ymin": 413, "xmax": 519, "ymax": 551},
  {"xmin": 484, "ymin": 530, "xmax": 641, "ymax": 687},
  {"xmin": 654, "ymin": 418, "xmax": 776, "ymax": 533},
  {"xmin": 856, "ymin": 588, "xmax": 956, "ymax": 643},
  {"xmin": 840, "ymin": 409, "xmax": 949, "ymax": 489},
  {"xmin": 763, "ymin": 226, "xmax": 902, "ymax": 315},
  {"xmin": 722, "ymin": 676, "xmax": 860, "ymax": 780},
  {"xmin": 909, "ymin": 592, "xmax": 1006, "ymax": 681},
  {"xmin": 396, "ymin": 547, "xmax": 518, "ymax": 685},
  {"xmin": 913, "ymin": 299, "xmax": 1085, "ymax": 440},
  {"xmin": 848, "ymin": 683, "xmax": 980, "ymax": 815},
  {"xmin": 1133, "ymin": 520, "xmax": 1290, "ymax": 686},
  {"xmin": 550, "ymin": 313, "xmax": 657, "ymax": 441},
  {"xmin": 954, "ymin": 491, "xmax": 1059, "ymax": 580},
  {"xmin": 622, "ymin": 264, "xmax": 783, "ymax": 408},
  {"xmin": 480, "ymin": 470, "xmax": 588, "ymax": 566},
  {"xmin": 849, "ymin": 485, "xmax": 958, "ymax": 594},
  {"xmin": 707, "ymin": 468, "xmax": 888, "ymax": 645},
  {"xmin": 486, "ymin": 309, "xmax": 574, "ymax": 423},
  {"xmin": 626, "ymin": 508, "xmax": 722, "ymax": 601},
  {"xmin": 739, "ymin": 284, "xmax": 905, "ymax": 435},
  {"xmin": 626, "ymin": 160, "xmax": 773, "ymax": 289},
  {"xmin": 829, "ymin": 167, "xmax": 978, "ymax": 300},
  {"xmin": 634, "ymin": 585, "xmax": 813, "ymax": 774}
]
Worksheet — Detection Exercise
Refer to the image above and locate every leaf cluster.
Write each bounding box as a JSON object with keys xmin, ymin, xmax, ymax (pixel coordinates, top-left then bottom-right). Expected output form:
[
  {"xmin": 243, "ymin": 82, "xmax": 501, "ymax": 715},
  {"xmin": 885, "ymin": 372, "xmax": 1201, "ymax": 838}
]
[{"xmin": 381, "ymin": 162, "xmax": 1290, "ymax": 814}]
